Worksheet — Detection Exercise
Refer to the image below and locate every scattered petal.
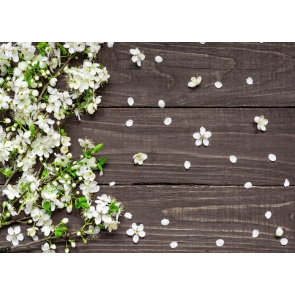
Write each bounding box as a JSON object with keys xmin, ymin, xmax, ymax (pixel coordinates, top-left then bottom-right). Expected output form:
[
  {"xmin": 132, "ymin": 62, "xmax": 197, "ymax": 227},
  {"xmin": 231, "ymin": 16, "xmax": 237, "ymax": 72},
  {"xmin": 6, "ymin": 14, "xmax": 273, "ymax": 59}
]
[
  {"xmin": 244, "ymin": 182, "xmax": 252, "ymax": 189},
  {"xmin": 164, "ymin": 117, "xmax": 172, "ymax": 126},
  {"xmin": 246, "ymin": 77, "xmax": 253, "ymax": 85},
  {"xmin": 126, "ymin": 119, "xmax": 133, "ymax": 127},
  {"xmin": 109, "ymin": 182, "xmax": 115, "ymax": 186},
  {"xmin": 268, "ymin": 154, "xmax": 276, "ymax": 162},
  {"xmin": 107, "ymin": 42, "xmax": 114, "ymax": 48},
  {"xmin": 155, "ymin": 56, "xmax": 163, "ymax": 63},
  {"xmin": 284, "ymin": 179, "xmax": 290, "ymax": 187},
  {"xmin": 184, "ymin": 161, "xmax": 191, "ymax": 170},
  {"xmin": 265, "ymin": 211, "xmax": 272, "ymax": 219},
  {"xmin": 200, "ymin": 42, "xmax": 205, "ymax": 44},
  {"xmin": 280, "ymin": 238, "xmax": 288, "ymax": 246},
  {"xmin": 230, "ymin": 155, "xmax": 237, "ymax": 163},
  {"xmin": 133, "ymin": 234, "xmax": 139, "ymax": 243},
  {"xmin": 216, "ymin": 239, "xmax": 224, "ymax": 247},
  {"xmin": 170, "ymin": 241, "xmax": 178, "ymax": 248},
  {"xmin": 158, "ymin": 100, "xmax": 165, "ymax": 108},
  {"xmin": 215, "ymin": 81, "xmax": 222, "ymax": 88},
  {"xmin": 161, "ymin": 219, "xmax": 170, "ymax": 226},
  {"xmin": 252, "ymin": 229, "xmax": 259, "ymax": 238},
  {"xmin": 124, "ymin": 212, "xmax": 132, "ymax": 219},
  {"xmin": 127, "ymin": 97, "xmax": 134, "ymax": 106}
]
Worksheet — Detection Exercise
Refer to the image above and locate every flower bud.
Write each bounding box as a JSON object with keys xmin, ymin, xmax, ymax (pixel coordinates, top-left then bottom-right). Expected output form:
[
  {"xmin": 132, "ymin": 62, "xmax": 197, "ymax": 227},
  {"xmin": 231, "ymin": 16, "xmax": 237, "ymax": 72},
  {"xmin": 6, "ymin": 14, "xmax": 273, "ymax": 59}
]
[
  {"xmin": 46, "ymin": 70, "xmax": 50, "ymax": 75},
  {"xmin": 62, "ymin": 218, "xmax": 69, "ymax": 224},
  {"xmin": 77, "ymin": 231, "xmax": 81, "ymax": 236},
  {"xmin": 66, "ymin": 205, "xmax": 73, "ymax": 213},
  {"xmin": 34, "ymin": 76, "xmax": 39, "ymax": 81},
  {"xmin": 71, "ymin": 242, "xmax": 76, "ymax": 248},
  {"xmin": 51, "ymin": 244, "xmax": 56, "ymax": 250},
  {"xmin": 32, "ymin": 90, "xmax": 39, "ymax": 96},
  {"xmin": 4, "ymin": 118, "xmax": 11, "ymax": 124},
  {"xmin": 275, "ymin": 227, "xmax": 284, "ymax": 237},
  {"xmin": 65, "ymin": 248, "xmax": 69, "ymax": 253}
]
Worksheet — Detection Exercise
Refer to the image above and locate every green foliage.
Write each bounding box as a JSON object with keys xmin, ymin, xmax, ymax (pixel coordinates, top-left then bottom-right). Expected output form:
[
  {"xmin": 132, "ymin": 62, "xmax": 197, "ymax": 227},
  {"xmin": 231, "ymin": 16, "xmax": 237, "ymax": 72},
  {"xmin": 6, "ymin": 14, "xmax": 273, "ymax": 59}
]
[
  {"xmin": 29, "ymin": 125, "xmax": 36, "ymax": 139},
  {"xmin": 92, "ymin": 143, "xmax": 103, "ymax": 154},
  {"xmin": 43, "ymin": 201, "xmax": 51, "ymax": 210},
  {"xmin": 24, "ymin": 69, "xmax": 32, "ymax": 86},
  {"xmin": 75, "ymin": 197, "xmax": 90, "ymax": 210},
  {"xmin": 54, "ymin": 225, "xmax": 67, "ymax": 238},
  {"xmin": 0, "ymin": 167, "xmax": 13, "ymax": 178},
  {"xmin": 37, "ymin": 42, "xmax": 49, "ymax": 56},
  {"xmin": 58, "ymin": 43, "xmax": 67, "ymax": 55}
]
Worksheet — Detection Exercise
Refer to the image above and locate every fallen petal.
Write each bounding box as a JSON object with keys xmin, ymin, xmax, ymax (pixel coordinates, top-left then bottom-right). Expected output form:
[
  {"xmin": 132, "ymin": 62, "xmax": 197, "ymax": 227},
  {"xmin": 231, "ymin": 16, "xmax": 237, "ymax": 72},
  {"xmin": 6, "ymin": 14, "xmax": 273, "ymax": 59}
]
[
  {"xmin": 109, "ymin": 182, "xmax": 115, "ymax": 186},
  {"xmin": 170, "ymin": 241, "xmax": 178, "ymax": 248},
  {"xmin": 265, "ymin": 211, "xmax": 272, "ymax": 219},
  {"xmin": 107, "ymin": 42, "xmax": 114, "ymax": 48},
  {"xmin": 284, "ymin": 179, "xmax": 290, "ymax": 187},
  {"xmin": 252, "ymin": 229, "xmax": 259, "ymax": 238},
  {"xmin": 124, "ymin": 212, "xmax": 132, "ymax": 219},
  {"xmin": 155, "ymin": 56, "xmax": 163, "ymax": 63},
  {"xmin": 230, "ymin": 155, "xmax": 237, "ymax": 163},
  {"xmin": 127, "ymin": 97, "xmax": 134, "ymax": 106},
  {"xmin": 280, "ymin": 238, "xmax": 288, "ymax": 246},
  {"xmin": 268, "ymin": 154, "xmax": 276, "ymax": 162},
  {"xmin": 246, "ymin": 77, "xmax": 253, "ymax": 85},
  {"xmin": 215, "ymin": 81, "xmax": 222, "ymax": 88},
  {"xmin": 164, "ymin": 117, "xmax": 172, "ymax": 126},
  {"xmin": 161, "ymin": 219, "xmax": 170, "ymax": 226},
  {"xmin": 184, "ymin": 161, "xmax": 191, "ymax": 170},
  {"xmin": 244, "ymin": 182, "xmax": 252, "ymax": 189},
  {"xmin": 126, "ymin": 119, "xmax": 133, "ymax": 127},
  {"xmin": 216, "ymin": 239, "xmax": 224, "ymax": 247},
  {"xmin": 158, "ymin": 100, "xmax": 165, "ymax": 108}
]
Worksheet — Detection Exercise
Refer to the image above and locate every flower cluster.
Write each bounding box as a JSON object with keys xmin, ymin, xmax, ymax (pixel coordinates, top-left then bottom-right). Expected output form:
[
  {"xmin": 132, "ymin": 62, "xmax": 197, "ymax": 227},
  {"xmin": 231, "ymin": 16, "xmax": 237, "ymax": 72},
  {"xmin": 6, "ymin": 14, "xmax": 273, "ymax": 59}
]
[{"xmin": 0, "ymin": 42, "xmax": 122, "ymax": 253}]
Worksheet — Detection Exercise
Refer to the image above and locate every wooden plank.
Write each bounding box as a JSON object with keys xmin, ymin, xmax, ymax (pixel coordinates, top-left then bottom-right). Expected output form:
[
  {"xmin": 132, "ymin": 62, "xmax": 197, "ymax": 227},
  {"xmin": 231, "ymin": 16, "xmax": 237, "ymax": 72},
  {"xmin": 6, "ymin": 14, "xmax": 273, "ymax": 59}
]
[
  {"xmin": 91, "ymin": 42, "xmax": 295, "ymax": 107},
  {"xmin": 41, "ymin": 107, "xmax": 295, "ymax": 186},
  {"xmin": 1, "ymin": 185, "xmax": 294, "ymax": 252}
]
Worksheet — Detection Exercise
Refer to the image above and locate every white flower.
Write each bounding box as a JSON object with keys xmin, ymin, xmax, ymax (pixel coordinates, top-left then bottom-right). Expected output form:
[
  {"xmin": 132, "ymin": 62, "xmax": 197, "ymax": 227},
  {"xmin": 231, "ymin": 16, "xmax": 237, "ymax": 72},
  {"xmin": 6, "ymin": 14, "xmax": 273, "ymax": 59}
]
[
  {"xmin": 79, "ymin": 180, "xmax": 100, "ymax": 196},
  {"xmin": 133, "ymin": 153, "xmax": 148, "ymax": 165},
  {"xmin": 130, "ymin": 48, "xmax": 145, "ymax": 67},
  {"xmin": 254, "ymin": 115, "xmax": 268, "ymax": 131},
  {"xmin": 85, "ymin": 225, "xmax": 100, "ymax": 235},
  {"xmin": 126, "ymin": 223, "xmax": 146, "ymax": 243},
  {"xmin": 193, "ymin": 127, "xmax": 212, "ymax": 146},
  {"xmin": 78, "ymin": 138, "xmax": 94, "ymax": 149},
  {"xmin": 188, "ymin": 76, "xmax": 202, "ymax": 88},
  {"xmin": 27, "ymin": 226, "xmax": 38, "ymax": 237},
  {"xmin": 104, "ymin": 220, "xmax": 120, "ymax": 232},
  {"xmin": 6, "ymin": 226, "xmax": 24, "ymax": 246},
  {"xmin": 41, "ymin": 242, "xmax": 55, "ymax": 253},
  {"xmin": 275, "ymin": 227, "xmax": 283, "ymax": 237}
]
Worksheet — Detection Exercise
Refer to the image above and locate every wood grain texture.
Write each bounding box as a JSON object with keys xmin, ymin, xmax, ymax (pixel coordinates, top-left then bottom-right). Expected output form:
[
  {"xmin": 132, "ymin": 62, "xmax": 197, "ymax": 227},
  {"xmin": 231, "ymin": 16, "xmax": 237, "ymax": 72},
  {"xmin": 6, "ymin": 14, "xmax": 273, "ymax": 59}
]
[
  {"xmin": 1, "ymin": 185, "xmax": 294, "ymax": 253},
  {"xmin": 95, "ymin": 42, "xmax": 295, "ymax": 107},
  {"xmin": 60, "ymin": 108, "xmax": 295, "ymax": 186}
]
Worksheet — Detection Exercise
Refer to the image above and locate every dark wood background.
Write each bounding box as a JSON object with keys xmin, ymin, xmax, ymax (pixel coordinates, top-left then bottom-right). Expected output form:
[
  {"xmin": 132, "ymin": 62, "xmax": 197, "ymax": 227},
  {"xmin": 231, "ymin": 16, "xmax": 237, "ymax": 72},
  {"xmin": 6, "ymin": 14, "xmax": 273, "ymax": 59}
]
[{"xmin": 1, "ymin": 42, "xmax": 295, "ymax": 252}]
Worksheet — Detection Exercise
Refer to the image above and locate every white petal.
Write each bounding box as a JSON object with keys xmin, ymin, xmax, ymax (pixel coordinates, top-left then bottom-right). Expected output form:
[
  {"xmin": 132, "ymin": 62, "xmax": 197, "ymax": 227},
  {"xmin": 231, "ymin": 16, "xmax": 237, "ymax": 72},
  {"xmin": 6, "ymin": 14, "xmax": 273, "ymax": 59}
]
[
  {"xmin": 137, "ymin": 224, "xmax": 144, "ymax": 231},
  {"xmin": 126, "ymin": 229, "xmax": 135, "ymax": 236},
  {"xmin": 170, "ymin": 241, "xmax": 178, "ymax": 248},
  {"xmin": 126, "ymin": 119, "xmax": 133, "ymax": 127},
  {"xmin": 124, "ymin": 212, "xmax": 132, "ymax": 219},
  {"xmin": 284, "ymin": 179, "xmax": 290, "ymax": 187},
  {"xmin": 252, "ymin": 229, "xmax": 259, "ymax": 238},
  {"xmin": 200, "ymin": 127, "xmax": 206, "ymax": 135},
  {"xmin": 246, "ymin": 77, "xmax": 253, "ymax": 85},
  {"xmin": 203, "ymin": 138, "xmax": 209, "ymax": 146},
  {"xmin": 215, "ymin": 81, "xmax": 222, "ymax": 88},
  {"xmin": 216, "ymin": 239, "xmax": 224, "ymax": 247},
  {"xmin": 254, "ymin": 116, "xmax": 260, "ymax": 123},
  {"xmin": 8, "ymin": 227, "xmax": 14, "ymax": 235},
  {"xmin": 130, "ymin": 49, "xmax": 137, "ymax": 55},
  {"xmin": 280, "ymin": 238, "xmax": 288, "ymax": 246},
  {"xmin": 200, "ymin": 42, "xmax": 205, "ymax": 44},
  {"xmin": 133, "ymin": 234, "xmax": 139, "ymax": 243},
  {"xmin": 188, "ymin": 82, "xmax": 196, "ymax": 88},
  {"xmin": 230, "ymin": 155, "xmax": 237, "ymax": 163},
  {"xmin": 109, "ymin": 181, "xmax": 115, "ymax": 186},
  {"xmin": 268, "ymin": 154, "xmax": 276, "ymax": 162},
  {"xmin": 155, "ymin": 56, "xmax": 163, "ymax": 63},
  {"xmin": 131, "ymin": 56, "xmax": 138, "ymax": 62},
  {"xmin": 244, "ymin": 182, "xmax": 252, "ymax": 189},
  {"xmin": 195, "ymin": 139, "xmax": 202, "ymax": 146},
  {"xmin": 184, "ymin": 161, "xmax": 191, "ymax": 170},
  {"xmin": 161, "ymin": 219, "xmax": 170, "ymax": 226},
  {"xmin": 12, "ymin": 239, "xmax": 19, "ymax": 246},
  {"xmin": 6, "ymin": 235, "xmax": 12, "ymax": 242},
  {"xmin": 107, "ymin": 42, "xmax": 114, "ymax": 48},
  {"xmin": 265, "ymin": 211, "xmax": 272, "ymax": 219},
  {"xmin": 205, "ymin": 131, "xmax": 212, "ymax": 138},
  {"xmin": 158, "ymin": 100, "xmax": 165, "ymax": 108},
  {"xmin": 138, "ymin": 231, "xmax": 145, "ymax": 238},
  {"xmin": 14, "ymin": 226, "xmax": 21, "ymax": 234},
  {"xmin": 132, "ymin": 223, "xmax": 138, "ymax": 230},
  {"xmin": 17, "ymin": 234, "xmax": 24, "ymax": 241},
  {"xmin": 164, "ymin": 117, "xmax": 172, "ymax": 126},
  {"xmin": 127, "ymin": 97, "xmax": 134, "ymax": 106},
  {"xmin": 193, "ymin": 132, "xmax": 201, "ymax": 139}
]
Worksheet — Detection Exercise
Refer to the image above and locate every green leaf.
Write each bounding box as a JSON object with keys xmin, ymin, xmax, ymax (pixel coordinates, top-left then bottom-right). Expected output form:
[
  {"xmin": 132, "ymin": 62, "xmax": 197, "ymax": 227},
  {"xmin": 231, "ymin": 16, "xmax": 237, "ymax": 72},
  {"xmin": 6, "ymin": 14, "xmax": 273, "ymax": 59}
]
[
  {"xmin": 92, "ymin": 143, "xmax": 103, "ymax": 154},
  {"xmin": 0, "ymin": 167, "xmax": 13, "ymax": 178},
  {"xmin": 56, "ymin": 225, "xmax": 67, "ymax": 232},
  {"xmin": 54, "ymin": 231, "xmax": 62, "ymax": 238},
  {"xmin": 75, "ymin": 203, "xmax": 81, "ymax": 209},
  {"xmin": 37, "ymin": 42, "xmax": 49, "ymax": 56},
  {"xmin": 81, "ymin": 202, "xmax": 90, "ymax": 209},
  {"xmin": 41, "ymin": 168, "xmax": 48, "ymax": 179},
  {"xmin": 46, "ymin": 209, "xmax": 52, "ymax": 216},
  {"xmin": 98, "ymin": 157, "xmax": 108, "ymax": 166},
  {"xmin": 43, "ymin": 201, "xmax": 51, "ymax": 210},
  {"xmin": 109, "ymin": 205, "xmax": 119, "ymax": 213},
  {"xmin": 58, "ymin": 43, "xmax": 67, "ymax": 55},
  {"xmin": 97, "ymin": 163, "xmax": 102, "ymax": 171},
  {"xmin": 29, "ymin": 125, "xmax": 36, "ymax": 139},
  {"xmin": 24, "ymin": 69, "xmax": 32, "ymax": 86},
  {"xmin": 97, "ymin": 224, "xmax": 105, "ymax": 229}
]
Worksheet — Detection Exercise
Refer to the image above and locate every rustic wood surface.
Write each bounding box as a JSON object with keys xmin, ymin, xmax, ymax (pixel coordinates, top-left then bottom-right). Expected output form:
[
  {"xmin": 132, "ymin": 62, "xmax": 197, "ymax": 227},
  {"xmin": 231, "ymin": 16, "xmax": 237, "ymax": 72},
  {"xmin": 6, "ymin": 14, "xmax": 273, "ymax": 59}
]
[{"xmin": 1, "ymin": 42, "xmax": 294, "ymax": 252}]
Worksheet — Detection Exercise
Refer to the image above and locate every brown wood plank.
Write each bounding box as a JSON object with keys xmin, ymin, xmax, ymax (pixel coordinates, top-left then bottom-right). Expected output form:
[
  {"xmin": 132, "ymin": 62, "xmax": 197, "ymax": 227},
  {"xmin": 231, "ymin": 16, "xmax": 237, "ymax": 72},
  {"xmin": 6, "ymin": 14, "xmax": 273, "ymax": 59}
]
[
  {"xmin": 41, "ymin": 107, "xmax": 295, "ymax": 186},
  {"xmin": 93, "ymin": 42, "xmax": 295, "ymax": 107},
  {"xmin": 1, "ymin": 185, "xmax": 294, "ymax": 253}
]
